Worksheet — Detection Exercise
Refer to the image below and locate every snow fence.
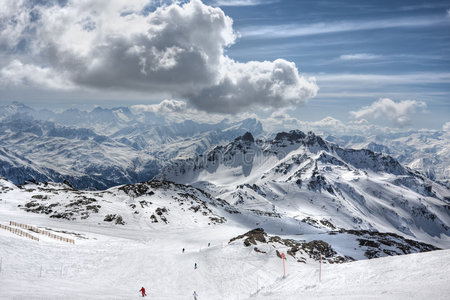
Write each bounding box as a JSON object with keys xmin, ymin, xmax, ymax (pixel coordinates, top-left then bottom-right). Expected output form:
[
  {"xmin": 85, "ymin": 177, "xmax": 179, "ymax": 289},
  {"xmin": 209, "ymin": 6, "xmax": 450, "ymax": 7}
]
[{"xmin": 8, "ymin": 221, "xmax": 75, "ymax": 244}]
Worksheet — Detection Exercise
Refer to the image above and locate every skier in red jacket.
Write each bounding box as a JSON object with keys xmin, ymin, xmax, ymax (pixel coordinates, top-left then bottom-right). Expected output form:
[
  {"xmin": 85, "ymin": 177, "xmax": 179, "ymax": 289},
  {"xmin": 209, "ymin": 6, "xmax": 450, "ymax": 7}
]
[{"xmin": 139, "ymin": 286, "xmax": 147, "ymax": 297}]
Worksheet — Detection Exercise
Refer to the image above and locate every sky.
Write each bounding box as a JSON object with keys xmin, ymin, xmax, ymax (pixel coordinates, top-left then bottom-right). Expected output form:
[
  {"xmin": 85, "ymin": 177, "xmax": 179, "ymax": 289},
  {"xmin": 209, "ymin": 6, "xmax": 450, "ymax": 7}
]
[{"xmin": 0, "ymin": 0, "xmax": 449, "ymax": 130}]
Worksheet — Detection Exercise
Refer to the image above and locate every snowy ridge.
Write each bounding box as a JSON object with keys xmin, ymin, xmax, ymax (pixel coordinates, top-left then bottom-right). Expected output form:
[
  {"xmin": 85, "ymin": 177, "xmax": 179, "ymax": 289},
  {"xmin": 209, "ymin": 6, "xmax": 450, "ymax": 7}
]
[
  {"xmin": 0, "ymin": 178, "xmax": 232, "ymax": 230},
  {"xmin": 325, "ymin": 130, "xmax": 450, "ymax": 185},
  {"xmin": 158, "ymin": 130, "xmax": 450, "ymax": 247}
]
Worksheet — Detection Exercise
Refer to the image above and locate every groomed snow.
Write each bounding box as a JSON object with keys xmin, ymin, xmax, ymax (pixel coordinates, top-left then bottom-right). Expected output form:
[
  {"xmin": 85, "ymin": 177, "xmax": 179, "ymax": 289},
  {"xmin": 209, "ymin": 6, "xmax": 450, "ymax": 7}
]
[
  {"xmin": 0, "ymin": 205, "xmax": 449, "ymax": 299},
  {"xmin": 256, "ymin": 249, "xmax": 450, "ymax": 299}
]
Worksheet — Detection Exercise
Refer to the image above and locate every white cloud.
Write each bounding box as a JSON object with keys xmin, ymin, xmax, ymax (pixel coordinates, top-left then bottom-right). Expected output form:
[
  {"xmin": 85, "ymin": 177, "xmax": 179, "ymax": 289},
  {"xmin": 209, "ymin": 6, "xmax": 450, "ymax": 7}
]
[
  {"xmin": 132, "ymin": 99, "xmax": 188, "ymax": 114},
  {"xmin": 316, "ymin": 72, "xmax": 450, "ymax": 86},
  {"xmin": 349, "ymin": 119, "xmax": 369, "ymax": 125},
  {"xmin": 130, "ymin": 99, "xmax": 235, "ymax": 123},
  {"xmin": 443, "ymin": 122, "xmax": 450, "ymax": 133},
  {"xmin": 339, "ymin": 53, "xmax": 382, "ymax": 61},
  {"xmin": 0, "ymin": 0, "xmax": 317, "ymax": 114},
  {"xmin": 258, "ymin": 109, "xmax": 301, "ymax": 132},
  {"xmin": 242, "ymin": 17, "xmax": 446, "ymax": 39},
  {"xmin": 186, "ymin": 59, "xmax": 318, "ymax": 113},
  {"xmin": 0, "ymin": 0, "xmax": 29, "ymax": 51},
  {"xmin": 259, "ymin": 113, "xmax": 380, "ymax": 136},
  {"xmin": 0, "ymin": 60, "xmax": 73, "ymax": 90},
  {"xmin": 213, "ymin": 0, "xmax": 278, "ymax": 6},
  {"xmin": 310, "ymin": 116, "xmax": 346, "ymax": 128},
  {"xmin": 350, "ymin": 98, "xmax": 427, "ymax": 127}
]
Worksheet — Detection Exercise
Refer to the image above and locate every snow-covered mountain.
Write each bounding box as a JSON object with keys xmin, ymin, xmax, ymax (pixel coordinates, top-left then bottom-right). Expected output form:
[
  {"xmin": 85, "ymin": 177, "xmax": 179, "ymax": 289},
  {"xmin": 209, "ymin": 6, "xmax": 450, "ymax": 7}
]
[
  {"xmin": 157, "ymin": 130, "xmax": 450, "ymax": 248},
  {"xmin": 0, "ymin": 102, "xmax": 263, "ymax": 189},
  {"xmin": 2, "ymin": 101, "xmax": 447, "ymax": 191},
  {"xmin": 325, "ymin": 130, "xmax": 450, "ymax": 186},
  {"xmin": 0, "ymin": 123, "xmax": 448, "ymax": 297},
  {"xmin": 265, "ymin": 116, "xmax": 450, "ymax": 185},
  {"xmin": 0, "ymin": 114, "xmax": 159, "ymax": 189},
  {"xmin": 0, "ymin": 176, "xmax": 442, "ymax": 262},
  {"xmin": 0, "ymin": 173, "xmax": 448, "ymax": 299}
]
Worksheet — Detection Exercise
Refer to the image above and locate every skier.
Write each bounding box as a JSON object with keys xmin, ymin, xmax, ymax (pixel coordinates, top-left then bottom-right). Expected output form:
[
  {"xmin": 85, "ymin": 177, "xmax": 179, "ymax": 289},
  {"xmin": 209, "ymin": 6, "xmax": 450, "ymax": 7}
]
[
  {"xmin": 208, "ymin": 242, "xmax": 210, "ymax": 247},
  {"xmin": 193, "ymin": 291, "xmax": 198, "ymax": 300},
  {"xmin": 182, "ymin": 248, "xmax": 185, "ymax": 253},
  {"xmin": 194, "ymin": 262, "xmax": 197, "ymax": 269},
  {"xmin": 139, "ymin": 286, "xmax": 147, "ymax": 297}
]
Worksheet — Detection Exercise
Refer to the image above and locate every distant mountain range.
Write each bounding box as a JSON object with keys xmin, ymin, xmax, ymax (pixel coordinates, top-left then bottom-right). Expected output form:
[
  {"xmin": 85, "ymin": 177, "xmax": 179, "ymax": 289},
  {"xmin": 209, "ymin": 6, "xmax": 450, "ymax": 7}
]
[
  {"xmin": 325, "ymin": 131, "xmax": 450, "ymax": 186},
  {"xmin": 0, "ymin": 102, "xmax": 262, "ymax": 189},
  {"xmin": 0, "ymin": 101, "xmax": 448, "ymax": 191}
]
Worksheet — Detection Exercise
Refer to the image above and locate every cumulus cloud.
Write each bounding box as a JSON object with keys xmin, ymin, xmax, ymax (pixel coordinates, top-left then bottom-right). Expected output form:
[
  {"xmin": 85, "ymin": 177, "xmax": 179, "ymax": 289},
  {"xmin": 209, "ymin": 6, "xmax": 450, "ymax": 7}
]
[
  {"xmin": 130, "ymin": 99, "xmax": 238, "ymax": 124},
  {"xmin": 0, "ymin": 0, "xmax": 317, "ymax": 114},
  {"xmin": 443, "ymin": 122, "xmax": 450, "ymax": 133},
  {"xmin": 132, "ymin": 99, "xmax": 188, "ymax": 114},
  {"xmin": 259, "ymin": 114, "xmax": 375, "ymax": 136},
  {"xmin": 310, "ymin": 116, "xmax": 346, "ymax": 128},
  {"xmin": 0, "ymin": 60, "xmax": 74, "ymax": 90},
  {"xmin": 258, "ymin": 109, "xmax": 301, "ymax": 132},
  {"xmin": 186, "ymin": 59, "xmax": 318, "ymax": 113},
  {"xmin": 349, "ymin": 118, "xmax": 369, "ymax": 125},
  {"xmin": 350, "ymin": 98, "xmax": 427, "ymax": 127}
]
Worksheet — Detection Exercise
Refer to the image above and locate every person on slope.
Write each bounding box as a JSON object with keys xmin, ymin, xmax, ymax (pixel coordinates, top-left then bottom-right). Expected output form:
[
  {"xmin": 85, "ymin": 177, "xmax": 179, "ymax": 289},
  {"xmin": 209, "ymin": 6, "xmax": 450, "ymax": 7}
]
[
  {"xmin": 193, "ymin": 291, "xmax": 198, "ymax": 300},
  {"xmin": 139, "ymin": 286, "xmax": 147, "ymax": 297}
]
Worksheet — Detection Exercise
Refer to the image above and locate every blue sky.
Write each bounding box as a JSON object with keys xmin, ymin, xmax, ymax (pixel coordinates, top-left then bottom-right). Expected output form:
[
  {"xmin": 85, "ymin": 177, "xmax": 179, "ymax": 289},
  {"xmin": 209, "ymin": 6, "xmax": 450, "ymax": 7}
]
[
  {"xmin": 0, "ymin": 0, "xmax": 449, "ymax": 130},
  {"xmin": 211, "ymin": 0, "xmax": 450, "ymax": 129}
]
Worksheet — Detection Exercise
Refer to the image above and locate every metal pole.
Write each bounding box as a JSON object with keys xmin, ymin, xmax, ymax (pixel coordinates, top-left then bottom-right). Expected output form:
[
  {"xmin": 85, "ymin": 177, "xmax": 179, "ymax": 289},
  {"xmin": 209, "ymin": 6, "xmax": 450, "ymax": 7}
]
[{"xmin": 257, "ymin": 276, "xmax": 259, "ymax": 294}]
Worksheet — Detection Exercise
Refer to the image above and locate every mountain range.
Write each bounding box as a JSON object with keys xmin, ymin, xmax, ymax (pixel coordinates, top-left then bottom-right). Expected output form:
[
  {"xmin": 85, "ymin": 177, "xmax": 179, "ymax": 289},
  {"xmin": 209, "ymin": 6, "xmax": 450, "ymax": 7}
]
[
  {"xmin": 0, "ymin": 102, "xmax": 262, "ymax": 189},
  {"xmin": 1, "ymin": 102, "xmax": 448, "ymax": 190},
  {"xmin": 158, "ymin": 130, "xmax": 450, "ymax": 248},
  {"xmin": 1, "ymin": 102, "xmax": 449, "ymax": 248},
  {"xmin": 1, "ymin": 114, "xmax": 449, "ymax": 298},
  {"xmin": 325, "ymin": 130, "xmax": 450, "ymax": 186}
]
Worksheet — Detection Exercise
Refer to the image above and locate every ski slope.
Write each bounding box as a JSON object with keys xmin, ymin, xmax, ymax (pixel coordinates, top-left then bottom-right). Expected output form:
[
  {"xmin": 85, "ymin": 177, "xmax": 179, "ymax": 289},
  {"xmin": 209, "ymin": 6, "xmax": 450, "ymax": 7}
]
[
  {"xmin": 1, "ymin": 223, "xmax": 449, "ymax": 299},
  {"xmin": 257, "ymin": 249, "xmax": 450, "ymax": 299},
  {"xmin": 1, "ymin": 195, "xmax": 449, "ymax": 299}
]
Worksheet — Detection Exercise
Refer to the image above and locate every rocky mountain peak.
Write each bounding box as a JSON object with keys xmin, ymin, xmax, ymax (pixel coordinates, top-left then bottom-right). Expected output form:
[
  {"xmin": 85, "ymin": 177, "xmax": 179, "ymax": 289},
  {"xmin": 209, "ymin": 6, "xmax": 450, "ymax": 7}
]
[
  {"xmin": 234, "ymin": 131, "xmax": 254, "ymax": 143},
  {"xmin": 274, "ymin": 130, "xmax": 306, "ymax": 142}
]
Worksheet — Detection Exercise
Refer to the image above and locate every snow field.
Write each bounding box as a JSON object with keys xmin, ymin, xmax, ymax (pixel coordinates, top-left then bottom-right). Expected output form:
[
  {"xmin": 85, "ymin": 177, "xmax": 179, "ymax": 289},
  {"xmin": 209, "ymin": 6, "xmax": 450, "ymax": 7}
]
[
  {"xmin": 1, "ymin": 219, "xmax": 450, "ymax": 300},
  {"xmin": 0, "ymin": 174, "xmax": 449, "ymax": 299},
  {"xmin": 256, "ymin": 249, "xmax": 450, "ymax": 300}
]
